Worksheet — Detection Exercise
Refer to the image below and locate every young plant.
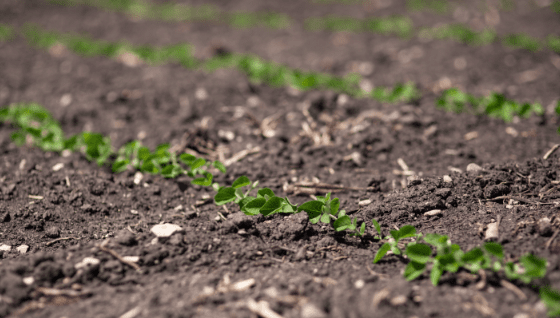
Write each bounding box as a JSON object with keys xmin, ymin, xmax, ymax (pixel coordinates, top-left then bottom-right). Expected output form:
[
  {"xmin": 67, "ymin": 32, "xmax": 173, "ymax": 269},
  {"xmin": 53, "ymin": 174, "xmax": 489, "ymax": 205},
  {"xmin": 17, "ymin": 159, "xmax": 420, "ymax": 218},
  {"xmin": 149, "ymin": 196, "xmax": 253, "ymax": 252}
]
[
  {"xmin": 372, "ymin": 223, "xmax": 548, "ymax": 287},
  {"xmin": 214, "ymin": 176, "xmax": 366, "ymax": 236},
  {"xmin": 372, "ymin": 222, "xmax": 420, "ymax": 263}
]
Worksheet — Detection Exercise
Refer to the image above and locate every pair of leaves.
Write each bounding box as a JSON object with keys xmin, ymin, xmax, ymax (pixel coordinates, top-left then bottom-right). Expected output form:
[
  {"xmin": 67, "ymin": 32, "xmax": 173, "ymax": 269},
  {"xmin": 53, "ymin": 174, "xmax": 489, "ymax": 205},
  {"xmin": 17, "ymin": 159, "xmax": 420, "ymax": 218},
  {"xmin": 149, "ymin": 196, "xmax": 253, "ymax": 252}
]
[
  {"xmin": 373, "ymin": 224, "xmax": 418, "ymax": 263},
  {"xmin": 214, "ymin": 176, "xmax": 295, "ymax": 216}
]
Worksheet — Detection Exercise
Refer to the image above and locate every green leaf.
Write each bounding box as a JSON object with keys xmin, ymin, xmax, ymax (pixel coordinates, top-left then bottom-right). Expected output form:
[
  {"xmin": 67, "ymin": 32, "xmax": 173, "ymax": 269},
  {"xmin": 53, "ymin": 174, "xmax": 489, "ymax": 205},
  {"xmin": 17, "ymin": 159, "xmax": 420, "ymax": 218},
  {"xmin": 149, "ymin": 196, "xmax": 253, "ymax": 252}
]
[
  {"xmin": 179, "ymin": 153, "xmax": 196, "ymax": 165},
  {"xmin": 260, "ymin": 196, "xmax": 284, "ymax": 216},
  {"xmin": 423, "ymin": 233, "xmax": 448, "ymax": 248},
  {"xmin": 372, "ymin": 219, "xmax": 382, "ymax": 236},
  {"xmin": 519, "ymin": 254, "xmax": 547, "ymax": 279},
  {"xmin": 299, "ymin": 200, "xmax": 324, "ymax": 223},
  {"xmin": 391, "ymin": 224, "xmax": 416, "ymax": 242},
  {"xmin": 406, "ymin": 243, "xmax": 432, "ymax": 264},
  {"xmin": 232, "ymin": 175, "xmax": 251, "ymax": 189},
  {"xmin": 492, "ymin": 261, "xmax": 502, "ymax": 272},
  {"xmin": 212, "ymin": 160, "xmax": 226, "ymax": 173},
  {"xmin": 404, "ymin": 261, "xmax": 426, "ymax": 281},
  {"xmin": 334, "ymin": 215, "xmax": 352, "ymax": 231},
  {"xmin": 241, "ymin": 197, "xmax": 266, "ymax": 215},
  {"xmin": 373, "ymin": 243, "xmax": 391, "ymax": 263},
  {"xmin": 215, "ymin": 187, "xmax": 236, "ymax": 205},
  {"xmin": 238, "ymin": 196, "xmax": 255, "ymax": 210},
  {"xmin": 112, "ymin": 159, "xmax": 130, "ymax": 173},
  {"xmin": 192, "ymin": 172, "xmax": 213, "ymax": 186},
  {"xmin": 462, "ymin": 247, "xmax": 484, "ymax": 263},
  {"xmin": 257, "ymin": 188, "xmax": 275, "ymax": 198},
  {"xmin": 138, "ymin": 147, "xmax": 151, "ymax": 161},
  {"xmin": 359, "ymin": 222, "xmax": 366, "ymax": 236},
  {"xmin": 330, "ymin": 197, "xmax": 340, "ymax": 215},
  {"xmin": 398, "ymin": 225, "xmax": 417, "ymax": 240},
  {"xmin": 484, "ymin": 242, "xmax": 504, "ymax": 259},
  {"xmin": 190, "ymin": 158, "xmax": 206, "ymax": 170},
  {"xmin": 504, "ymin": 261, "xmax": 519, "ymax": 280},
  {"xmin": 161, "ymin": 164, "xmax": 182, "ymax": 178},
  {"xmin": 438, "ymin": 253, "xmax": 460, "ymax": 272},
  {"xmin": 430, "ymin": 265, "xmax": 443, "ymax": 286},
  {"xmin": 539, "ymin": 286, "xmax": 560, "ymax": 317},
  {"xmin": 298, "ymin": 200, "xmax": 324, "ymax": 214},
  {"xmin": 320, "ymin": 212, "xmax": 331, "ymax": 224}
]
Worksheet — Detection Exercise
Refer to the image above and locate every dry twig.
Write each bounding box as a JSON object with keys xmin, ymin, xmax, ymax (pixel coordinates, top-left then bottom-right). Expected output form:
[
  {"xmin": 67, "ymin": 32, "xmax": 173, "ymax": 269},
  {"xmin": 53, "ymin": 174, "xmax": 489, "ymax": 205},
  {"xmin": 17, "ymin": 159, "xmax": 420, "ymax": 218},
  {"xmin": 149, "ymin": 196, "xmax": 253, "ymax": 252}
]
[{"xmin": 99, "ymin": 240, "xmax": 141, "ymax": 272}]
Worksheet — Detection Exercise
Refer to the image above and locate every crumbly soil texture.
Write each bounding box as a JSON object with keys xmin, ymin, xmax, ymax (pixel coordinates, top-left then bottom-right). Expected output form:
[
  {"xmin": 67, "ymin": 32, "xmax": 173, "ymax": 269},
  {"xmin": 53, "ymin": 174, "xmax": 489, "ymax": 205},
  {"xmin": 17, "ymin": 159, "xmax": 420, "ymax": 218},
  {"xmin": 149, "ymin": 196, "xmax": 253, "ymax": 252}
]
[{"xmin": 1, "ymin": 1, "xmax": 560, "ymax": 317}]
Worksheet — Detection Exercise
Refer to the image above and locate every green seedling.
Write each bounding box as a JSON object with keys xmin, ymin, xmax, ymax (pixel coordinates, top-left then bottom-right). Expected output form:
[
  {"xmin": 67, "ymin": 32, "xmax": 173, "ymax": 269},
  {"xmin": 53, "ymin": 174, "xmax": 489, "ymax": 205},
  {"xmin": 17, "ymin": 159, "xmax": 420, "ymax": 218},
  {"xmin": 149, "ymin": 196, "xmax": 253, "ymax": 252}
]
[
  {"xmin": 373, "ymin": 223, "xmax": 420, "ymax": 263},
  {"xmin": 0, "ymin": 24, "xmax": 14, "ymax": 41},
  {"xmin": 215, "ymin": 175, "xmax": 296, "ymax": 216},
  {"xmin": 214, "ymin": 176, "xmax": 366, "ymax": 235},
  {"xmin": 298, "ymin": 192, "xmax": 366, "ymax": 236},
  {"xmin": 502, "ymin": 33, "xmax": 541, "ymax": 52},
  {"xmin": 437, "ymin": 88, "xmax": 544, "ymax": 124},
  {"xmin": 540, "ymin": 286, "xmax": 560, "ymax": 317},
  {"xmin": 407, "ymin": 0, "xmax": 449, "ymax": 13},
  {"xmin": 372, "ymin": 224, "xmax": 548, "ymax": 286}
]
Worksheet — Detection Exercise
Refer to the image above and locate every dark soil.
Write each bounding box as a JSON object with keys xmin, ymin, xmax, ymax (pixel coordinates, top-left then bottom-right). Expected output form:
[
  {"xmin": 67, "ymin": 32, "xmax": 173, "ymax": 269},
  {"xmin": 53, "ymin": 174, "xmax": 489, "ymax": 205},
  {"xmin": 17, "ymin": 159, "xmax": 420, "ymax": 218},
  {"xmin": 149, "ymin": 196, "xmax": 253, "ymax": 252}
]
[{"xmin": 1, "ymin": 0, "xmax": 560, "ymax": 317}]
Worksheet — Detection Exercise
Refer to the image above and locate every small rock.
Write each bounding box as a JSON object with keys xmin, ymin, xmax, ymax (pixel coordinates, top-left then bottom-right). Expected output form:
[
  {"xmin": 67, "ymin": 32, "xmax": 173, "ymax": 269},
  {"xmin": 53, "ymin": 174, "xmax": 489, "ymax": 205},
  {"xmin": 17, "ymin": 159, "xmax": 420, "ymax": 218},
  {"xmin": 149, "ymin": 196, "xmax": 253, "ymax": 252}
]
[
  {"xmin": 443, "ymin": 175, "xmax": 453, "ymax": 183},
  {"xmin": 424, "ymin": 209, "xmax": 442, "ymax": 216},
  {"xmin": 151, "ymin": 223, "xmax": 183, "ymax": 238},
  {"xmin": 354, "ymin": 279, "xmax": 365, "ymax": 289},
  {"xmin": 538, "ymin": 217, "xmax": 553, "ymax": 237},
  {"xmin": 52, "ymin": 163, "xmax": 64, "ymax": 171},
  {"xmin": 1, "ymin": 211, "xmax": 10, "ymax": 223},
  {"xmin": 390, "ymin": 295, "xmax": 407, "ymax": 306},
  {"xmin": 301, "ymin": 303, "xmax": 327, "ymax": 318},
  {"xmin": 294, "ymin": 246, "xmax": 307, "ymax": 261},
  {"xmin": 22, "ymin": 277, "xmax": 34, "ymax": 285},
  {"xmin": 75, "ymin": 257, "xmax": 100, "ymax": 269},
  {"xmin": 116, "ymin": 229, "xmax": 137, "ymax": 246},
  {"xmin": 16, "ymin": 245, "xmax": 29, "ymax": 254},
  {"xmin": 316, "ymin": 236, "xmax": 336, "ymax": 249},
  {"xmin": 0, "ymin": 244, "xmax": 11, "ymax": 252},
  {"xmin": 44, "ymin": 226, "xmax": 61, "ymax": 238},
  {"xmin": 466, "ymin": 163, "xmax": 483, "ymax": 172},
  {"xmin": 122, "ymin": 256, "xmax": 139, "ymax": 263},
  {"xmin": 169, "ymin": 233, "xmax": 184, "ymax": 245},
  {"xmin": 485, "ymin": 222, "xmax": 499, "ymax": 240}
]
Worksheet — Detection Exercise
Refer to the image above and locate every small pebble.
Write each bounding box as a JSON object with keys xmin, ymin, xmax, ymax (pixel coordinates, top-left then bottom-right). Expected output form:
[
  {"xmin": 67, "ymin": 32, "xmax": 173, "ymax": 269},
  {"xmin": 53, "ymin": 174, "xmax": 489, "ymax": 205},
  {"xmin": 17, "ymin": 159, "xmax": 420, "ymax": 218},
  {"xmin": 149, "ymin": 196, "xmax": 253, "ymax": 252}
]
[
  {"xmin": 485, "ymin": 222, "xmax": 499, "ymax": 240},
  {"xmin": 390, "ymin": 295, "xmax": 407, "ymax": 306},
  {"xmin": 0, "ymin": 244, "xmax": 11, "ymax": 252},
  {"xmin": 466, "ymin": 163, "xmax": 483, "ymax": 172},
  {"xmin": 443, "ymin": 175, "xmax": 452, "ymax": 183},
  {"xmin": 151, "ymin": 223, "xmax": 183, "ymax": 238},
  {"xmin": 17, "ymin": 245, "xmax": 29, "ymax": 254},
  {"xmin": 300, "ymin": 303, "xmax": 327, "ymax": 318}
]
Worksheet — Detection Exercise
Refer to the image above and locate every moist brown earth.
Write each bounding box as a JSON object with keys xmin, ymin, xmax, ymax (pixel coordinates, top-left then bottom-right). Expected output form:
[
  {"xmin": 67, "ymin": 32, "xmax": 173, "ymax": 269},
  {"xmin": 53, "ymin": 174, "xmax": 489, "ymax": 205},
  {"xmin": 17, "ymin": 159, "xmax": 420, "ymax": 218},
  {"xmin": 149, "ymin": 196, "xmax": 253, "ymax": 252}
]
[{"xmin": 1, "ymin": 0, "xmax": 560, "ymax": 317}]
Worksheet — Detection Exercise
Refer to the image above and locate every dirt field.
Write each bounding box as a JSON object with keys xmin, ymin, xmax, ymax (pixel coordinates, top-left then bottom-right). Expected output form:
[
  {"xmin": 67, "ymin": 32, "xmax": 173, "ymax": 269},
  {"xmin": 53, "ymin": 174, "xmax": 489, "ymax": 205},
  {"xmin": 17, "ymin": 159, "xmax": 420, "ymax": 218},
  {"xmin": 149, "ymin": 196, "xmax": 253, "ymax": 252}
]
[{"xmin": 1, "ymin": 0, "xmax": 560, "ymax": 317}]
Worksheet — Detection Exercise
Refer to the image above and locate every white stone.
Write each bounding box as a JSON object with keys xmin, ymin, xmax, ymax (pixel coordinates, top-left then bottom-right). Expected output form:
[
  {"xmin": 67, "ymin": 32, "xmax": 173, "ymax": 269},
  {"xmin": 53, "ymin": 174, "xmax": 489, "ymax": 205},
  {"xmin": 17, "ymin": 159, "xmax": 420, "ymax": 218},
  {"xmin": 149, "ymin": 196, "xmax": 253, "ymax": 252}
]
[
  {"xmin": 122, "ymin": 256, "xmax": 140, "ymax": 263},
  {"xmin": 466, "ymin": 163, "xmax": 483, "ymax": 172},
  {"xmin": 0, "ymin": 244, "xmax": 11, "ymax": 252},
  {"xmin": 151, "ymin": 223, "xmax": 183, "ymax": 238},
  {"xmin": 443, "ymin": 175, "xmax": 452, "ymax": 183},
  {"xmin": 75, "ymin": 257, "xmax": 100, "ymax": 269},
  {"xmin": 354, "ymin": 279, "xmax": 365, "ymax": 289},
  {"xmin": 23, "ymin": 277, "xmax": 34, "ymax": 285},
  {"xmin": 16, "ymin": 245, "xmax": 29, "ymax": 254},
  {"xmin": 485, "ymin": 222, "xmax": 499, "ymax": 240},
  {"xmin": 52, "ymin": 163, "xmax": 64, "ymax": 171},
  {"xmin": 301, "ymin": 303, "xmax": 327, "ymax": 318}
]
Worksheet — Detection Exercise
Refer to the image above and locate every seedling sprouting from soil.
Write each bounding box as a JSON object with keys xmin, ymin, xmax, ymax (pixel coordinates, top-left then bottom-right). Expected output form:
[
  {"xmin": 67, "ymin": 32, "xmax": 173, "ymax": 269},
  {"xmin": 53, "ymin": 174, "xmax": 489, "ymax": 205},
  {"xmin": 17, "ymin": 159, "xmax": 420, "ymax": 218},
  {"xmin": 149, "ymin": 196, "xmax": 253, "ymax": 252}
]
[{"xmin": 215, "ymin": 176, "xmax": 366, "ymax": 236}]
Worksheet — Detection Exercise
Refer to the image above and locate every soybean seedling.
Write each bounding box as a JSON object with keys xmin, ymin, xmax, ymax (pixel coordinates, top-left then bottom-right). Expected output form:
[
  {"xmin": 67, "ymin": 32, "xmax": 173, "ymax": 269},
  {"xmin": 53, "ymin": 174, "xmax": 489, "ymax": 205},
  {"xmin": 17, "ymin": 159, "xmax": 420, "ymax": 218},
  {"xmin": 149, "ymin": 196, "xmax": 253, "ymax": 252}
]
[
  {"xmin": 372, "ymin": 222, "xmax": 420, "ymax": 263},
  {"xmin": 215, "ymin": 176, "xmax": 366, "ymax": 236}
]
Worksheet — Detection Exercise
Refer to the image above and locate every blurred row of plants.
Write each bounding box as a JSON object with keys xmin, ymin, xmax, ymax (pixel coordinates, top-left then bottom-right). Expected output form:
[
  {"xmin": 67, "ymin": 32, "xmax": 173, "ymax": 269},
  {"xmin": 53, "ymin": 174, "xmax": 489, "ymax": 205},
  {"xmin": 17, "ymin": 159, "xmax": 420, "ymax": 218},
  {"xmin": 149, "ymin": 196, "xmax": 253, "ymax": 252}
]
[{"xmin": 45, "ymin": 0, "xmax": 560, "ymax": 54}]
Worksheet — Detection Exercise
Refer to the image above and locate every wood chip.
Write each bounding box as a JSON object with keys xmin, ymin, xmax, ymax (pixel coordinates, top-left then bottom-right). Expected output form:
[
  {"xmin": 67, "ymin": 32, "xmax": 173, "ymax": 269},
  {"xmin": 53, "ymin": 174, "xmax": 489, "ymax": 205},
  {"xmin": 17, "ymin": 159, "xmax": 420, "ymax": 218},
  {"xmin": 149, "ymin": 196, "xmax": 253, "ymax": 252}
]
[
  {"xmin": 543, "ymin": 144, "xmax": 560, "ymax": 160},
  {"xmin": 246, "ymin": 299, "xmax": 284, "ymax": 318},
  {"xmin": 424, "ymin": 209, "xmax": 442, "ymax": 216}
]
